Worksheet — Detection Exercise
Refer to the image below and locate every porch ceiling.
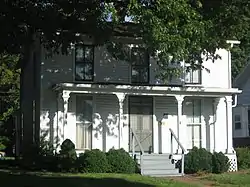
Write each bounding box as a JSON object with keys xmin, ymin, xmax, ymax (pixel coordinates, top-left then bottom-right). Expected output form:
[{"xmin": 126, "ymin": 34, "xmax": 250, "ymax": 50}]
[{"xmin": 52, "ymin": 83, "xmax": 242, "ymax": 97}]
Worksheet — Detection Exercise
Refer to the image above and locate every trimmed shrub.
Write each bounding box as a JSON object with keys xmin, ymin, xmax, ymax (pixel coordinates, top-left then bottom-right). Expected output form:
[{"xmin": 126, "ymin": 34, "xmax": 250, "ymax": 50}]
[
  {"xmin": 212, "ymin": 152, "xmax": 229, "ymax": 173},
  {"xmin": 58, "ymin": 139, "xmax": 77, "ymax": 172},
  {"xmin": 235, "ymin": 147, "xmax": 250, "ymax": 170},
  {"xmin": 106, "ymin": 148, "xmax": 136, "ymax": 173},
  {"xmin": 78, "ymin": 149, "xmax": 109, "ymax": 173},
  {"xmin": 184, "ymin": 147, "xmax": 212, "ymax": 174}
]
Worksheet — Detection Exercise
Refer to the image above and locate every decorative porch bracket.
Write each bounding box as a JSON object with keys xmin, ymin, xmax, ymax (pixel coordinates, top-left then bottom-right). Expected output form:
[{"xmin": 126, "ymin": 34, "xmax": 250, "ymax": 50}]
[
  {"xmin": 115, "ymin": 93, "xmax": 126, "ymax": 149},
  {"xmin": 175, "ymin": 95, "xmax": 185, "ymax": 153},
  {"xmin": 60, "ymin": 90, "xmax": 71, "ymax": 141}
]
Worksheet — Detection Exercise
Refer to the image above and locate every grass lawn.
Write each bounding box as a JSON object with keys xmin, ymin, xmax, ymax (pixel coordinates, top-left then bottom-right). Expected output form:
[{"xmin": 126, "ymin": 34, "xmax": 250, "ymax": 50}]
[
  {"xmin": 172, "ymin": 170, "xmax": 250, "ymax": 186},
  {"xmin": 201, "ymin": 170, "xmax": 250, "ymax": 186},
  {"xmin": 1, "ymin": 169, "xmax": 250, "ymax": 187},
  {"xmin": 0, "ymin": 170, "xmax": 197, "ymax": 187}
]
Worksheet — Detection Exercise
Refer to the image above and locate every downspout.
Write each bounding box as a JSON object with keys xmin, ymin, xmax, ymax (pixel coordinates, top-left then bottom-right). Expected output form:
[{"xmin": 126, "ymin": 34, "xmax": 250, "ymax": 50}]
[
  {"xmin": 232, "ymin": 94, "xmax": 238, "ymax": 108},
  {"xmin": 224, "ymin": 96, "xmax": 229, "ymax": 153},
  {"xmin": 213, "ymin": 99, "xmax": 217, "ymax": 153}
]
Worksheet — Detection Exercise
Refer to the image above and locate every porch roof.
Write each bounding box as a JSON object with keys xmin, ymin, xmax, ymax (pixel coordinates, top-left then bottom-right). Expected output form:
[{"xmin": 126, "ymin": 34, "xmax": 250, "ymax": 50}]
[{"xmin": 52, "ymin": 83, "xmax": 242, "ymax": 97}]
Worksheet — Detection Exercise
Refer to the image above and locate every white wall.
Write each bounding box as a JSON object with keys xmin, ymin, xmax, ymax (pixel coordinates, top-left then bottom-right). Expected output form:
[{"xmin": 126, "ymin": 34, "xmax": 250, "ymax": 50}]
[
  {"xmin": 201, "ymin": 49, "xmax": 230, "ymax": 88},
  {"xmin": 38, "ymin": 42, "xmax": 231, "ymax": 151}
]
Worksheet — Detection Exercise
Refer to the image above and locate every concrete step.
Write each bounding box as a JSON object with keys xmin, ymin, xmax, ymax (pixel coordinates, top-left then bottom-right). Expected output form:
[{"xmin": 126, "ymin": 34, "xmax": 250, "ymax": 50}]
[
  {"xmin": 142, "ymin": 168, "xmax": 180, "ymax": 176},
  {"xmin": 137, "ymin": 153, "xmax": 181, "ymax": 177},
  {"xmin": 143, "ymin": 161, "xmax": 176, "ymax": 170}
]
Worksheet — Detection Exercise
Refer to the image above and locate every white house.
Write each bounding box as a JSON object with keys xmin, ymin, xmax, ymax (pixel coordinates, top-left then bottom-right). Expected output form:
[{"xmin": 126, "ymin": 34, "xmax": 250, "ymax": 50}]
[
  {"xmin": 233, "ymin": 62, "xmax": 250, "ymax": 146},
  {"xmin": 20, "ymin": 29, "xmax": 241, "ymax": 175}
]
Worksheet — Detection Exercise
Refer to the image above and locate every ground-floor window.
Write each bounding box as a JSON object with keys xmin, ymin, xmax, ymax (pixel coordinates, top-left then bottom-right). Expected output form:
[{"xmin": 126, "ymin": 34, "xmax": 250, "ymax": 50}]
[
  {"xmin": 75, "ymin": 95, "xmax": 93, "ymax": 150},
  {"xmin": 184, "ymin": 99, "xmax": 202, "ymax": 150}
]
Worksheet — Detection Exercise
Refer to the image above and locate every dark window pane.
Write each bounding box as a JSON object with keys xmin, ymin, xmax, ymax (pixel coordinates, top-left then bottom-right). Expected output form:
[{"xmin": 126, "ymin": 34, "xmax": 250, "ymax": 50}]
[
  {"xmin": 131, "ymin": 48, "xmax": 147, "ymax": 65},
  {"xmin": 84, "ymin": 63, "xmax": 93, "ymax": 80},
  {"xmin": 132, "ymin": 67, "xmax": 148, "ymax": 83},
  {"xmin": 75, "ymin": 63, "xmax": 93, "ymax": 81},
  {"xmin": 235, "ymin": 122, "xmax": 241, "ymax": 130},
  {"xmin": 76, "ymin": 47, "xmax": 85, "ymax": 62},
  {"xmin": 75, "ymin": 45, "xmax": 94, "ymax": 81},
  {"xmin": 248, "ymin": 110, "xmax": 250, "ymax": 125},
  {"xmin": 85, "ymin": 46, "xmax": 94, "ymax": 62},
  {"xmin": 235, "ymin": 115, "xmax": 241, "ymax": 122}
]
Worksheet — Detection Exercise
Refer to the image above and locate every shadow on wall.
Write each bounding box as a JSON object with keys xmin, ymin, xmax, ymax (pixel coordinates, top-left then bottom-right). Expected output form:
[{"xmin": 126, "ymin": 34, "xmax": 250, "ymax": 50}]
[
  {"xmin": 0, "ymin": 171, "xmax": 155, "ymax": 187},
  {"xmin": 40, "ymin": 96, "xmax": 125, "ymax": 151}
]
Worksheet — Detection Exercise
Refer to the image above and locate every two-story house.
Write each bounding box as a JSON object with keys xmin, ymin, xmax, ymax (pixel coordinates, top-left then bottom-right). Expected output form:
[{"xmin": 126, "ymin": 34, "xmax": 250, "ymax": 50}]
[{"xmin": 20, "ymin": 28, "xmax": 241, "ymax": 176}]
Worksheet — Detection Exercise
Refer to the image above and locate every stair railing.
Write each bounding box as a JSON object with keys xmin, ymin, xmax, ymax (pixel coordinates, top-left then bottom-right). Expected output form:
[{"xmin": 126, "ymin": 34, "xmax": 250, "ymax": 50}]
[
  {"xmin": 130, "ymin": 127, "xmax": 145, "ymax": 156},
  {"xmin": 130, "ymin": 127, "xmax": 145, "ymax": 174},
  {"xmin": 169, "ymin": 128, "xmax": 185, "ymax": 176}
]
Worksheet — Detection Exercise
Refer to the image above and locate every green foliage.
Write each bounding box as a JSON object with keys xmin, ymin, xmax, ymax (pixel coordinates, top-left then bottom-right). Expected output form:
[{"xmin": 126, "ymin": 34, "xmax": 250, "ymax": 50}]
[
  {"xmin": 0, "ymin": 0, "xmax": 250, "ymax": 82},
  {"xmin": 78, "ymin": 149, "xmax": 109, "ymax": 173},
  {"xmin": 212, "ymin": 152, "xmax": 229, "ymax": 174},
  {"xmin": 58, "ymin": 139, "xmax": 77, "ymax": 172},
  {"xmin": 0, "ymin": 136, "xmax": 9, "ymax": 151},
  {"xmin": 185, "ymin": 147, "xmax": 231, "ymax": 174},
  {"xmin": 106, "ymin": 148, "xmax": 136, "ymax": 173},
  {"xmin": 235, "ymin": 147, "xmax": 250, "ymax": 170},
  {"xmin": 0, "ymin": 53, "xmax": 20, "ymax": 121},
  {"xmin": 184, "ymin": 147, "xmax": 213, "ymax": 174}
]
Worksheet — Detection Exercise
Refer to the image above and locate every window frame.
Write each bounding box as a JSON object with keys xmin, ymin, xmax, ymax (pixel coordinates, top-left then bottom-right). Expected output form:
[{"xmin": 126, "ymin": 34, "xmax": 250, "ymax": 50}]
[
  {"xmin": 74, "ymin": 44, "xmax": 95, "ymax": 82},
  {"xmin": 185, "ymin": 99, "xmax": 202, "ymax": 150},
  {"xmin": 75, "ymin": 95, "xmax": 93, "ymax": 150},
  {"xmin": 184, "ymin": 65, "xmax": 202, "ymax": 84},
  {"xmin": 234, "ymin": 114, "xmax": 242, "ymax": 130},
  {"xmin": 131, "ymin": 47, "xmax": 150, "ymax": 84}
]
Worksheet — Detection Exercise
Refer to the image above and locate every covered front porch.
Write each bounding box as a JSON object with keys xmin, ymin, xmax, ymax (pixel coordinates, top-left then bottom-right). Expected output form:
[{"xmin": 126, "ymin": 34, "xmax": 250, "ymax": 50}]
[{"xmin": 52, "ymin": 83, "xmax": 241, "ymax": 155}]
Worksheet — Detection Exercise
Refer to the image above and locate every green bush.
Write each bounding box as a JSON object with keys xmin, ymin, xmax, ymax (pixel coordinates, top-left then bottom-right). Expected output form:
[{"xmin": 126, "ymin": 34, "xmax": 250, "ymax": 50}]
[
  {"xmin": 184, "ymin": 147, "xmax": 212, "ymax": 174},
  {"xmin": 58, "ymin": 139, "xmax": 77, "ymax": 172},
  {"xmin": 212, "ymin": 152, "xmax": 229, "ymax": 173},
  {"xmin": 0, "ymin": 136, "xmax": 9, "ymax": 151},
  {"xmin": 78, "ymin": 149, "xmax": 109, "ymax": 173},
  {"xmin": 106, "ymin": 148, "xmax": 136, "ymax": 173},
  {"xmin": 235, "ymin": 147, "xmax": 250, "ymax": 170}
]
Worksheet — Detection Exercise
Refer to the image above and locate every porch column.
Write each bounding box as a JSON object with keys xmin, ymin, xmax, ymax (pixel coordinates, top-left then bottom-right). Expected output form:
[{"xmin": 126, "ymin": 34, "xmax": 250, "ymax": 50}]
[
  {"xmin": 115, "ymin": 93, "xmax": 126, "ymax": 149},
  {"xmin": 212, "ymin": 98, "xmax": 220, "ymax": 153},
  {"xmin": 61, "ymin": 90, "xmax": 71, "ymax": 141},
  {"xmin": 225, "ymin": 96, "xmax": 234, "ymax": 153},
  {"xmin": 175, "ymin": 95, "xmax": 184, "ymax": 153}
]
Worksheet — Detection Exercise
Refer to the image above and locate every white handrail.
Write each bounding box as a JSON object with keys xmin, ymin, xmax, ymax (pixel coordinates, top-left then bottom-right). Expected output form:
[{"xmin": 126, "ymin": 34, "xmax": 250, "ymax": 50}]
[{"xmin": 169, "ymin": 128, "xmax": 185, "ymax": 176}]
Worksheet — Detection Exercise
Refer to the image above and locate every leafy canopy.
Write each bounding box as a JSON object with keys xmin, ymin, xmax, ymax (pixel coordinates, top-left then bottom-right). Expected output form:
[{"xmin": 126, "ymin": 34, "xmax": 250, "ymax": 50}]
[{"xmin": 0, "ymin": 0, "xmax": 249, "ymax": 80}]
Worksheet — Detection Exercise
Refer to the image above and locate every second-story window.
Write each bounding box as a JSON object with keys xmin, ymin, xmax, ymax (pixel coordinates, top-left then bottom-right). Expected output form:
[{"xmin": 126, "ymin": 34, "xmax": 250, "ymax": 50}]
[
  {"xmin": 131, "ymin": 47, "xmax": 149, "ymax": 84},
  {"xmin": 185, "ymin": 68, "xmax": 201, "ymax": 84},
  {"xmin": 75, "ymin": 45, "xmax": 94, "ymax": 81}
]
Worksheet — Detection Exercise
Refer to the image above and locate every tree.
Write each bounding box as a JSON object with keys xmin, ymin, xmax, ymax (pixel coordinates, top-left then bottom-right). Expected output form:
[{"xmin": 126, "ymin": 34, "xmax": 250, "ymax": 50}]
[{"xmin": 0, "ymin": 0, "xmax": 249, "ymax": 80}]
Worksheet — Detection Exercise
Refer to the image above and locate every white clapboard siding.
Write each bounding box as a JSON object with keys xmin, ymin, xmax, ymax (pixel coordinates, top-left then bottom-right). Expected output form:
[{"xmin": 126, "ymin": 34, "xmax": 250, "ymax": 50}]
[
  {"xmin": 95, "ymin": 94, "xmax": 119, "ymax": 151},
  {"xmin": 154, "ymin": 96, "xmax": 178, "ymax": 153}
]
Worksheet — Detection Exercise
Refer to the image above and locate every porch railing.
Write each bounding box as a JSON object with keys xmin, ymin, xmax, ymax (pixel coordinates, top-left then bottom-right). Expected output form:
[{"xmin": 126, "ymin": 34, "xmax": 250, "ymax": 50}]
[{"xmin": 169, "ymin": 128, "xmax": 185, "ymax": 176}]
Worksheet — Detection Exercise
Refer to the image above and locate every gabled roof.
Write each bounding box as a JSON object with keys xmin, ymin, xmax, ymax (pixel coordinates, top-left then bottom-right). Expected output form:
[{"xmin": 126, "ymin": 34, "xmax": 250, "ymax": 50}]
[{"xmin": 233, "ymin": 61, "xmax": 250, "ymax": 88}]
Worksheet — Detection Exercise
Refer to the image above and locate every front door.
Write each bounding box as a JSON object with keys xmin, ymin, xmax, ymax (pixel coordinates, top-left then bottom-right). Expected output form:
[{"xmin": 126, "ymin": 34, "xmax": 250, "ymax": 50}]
[{"xmin": 129, "ymin": 96, "xmax": 153, "ymax": 153}]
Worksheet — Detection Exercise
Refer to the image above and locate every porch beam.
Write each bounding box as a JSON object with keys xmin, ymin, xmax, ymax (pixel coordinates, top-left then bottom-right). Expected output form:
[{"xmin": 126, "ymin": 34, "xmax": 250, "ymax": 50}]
[
  {"xmin": 61, "ymin": 90, "xmax": 71, "ymax": 141},
  {"xmin": 115, "ymin": 93, "xmax": 126, "ymax": 149},
  {"xmin": 175, "ymin": 95, "xmax": 185, "ymax": 153}
]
